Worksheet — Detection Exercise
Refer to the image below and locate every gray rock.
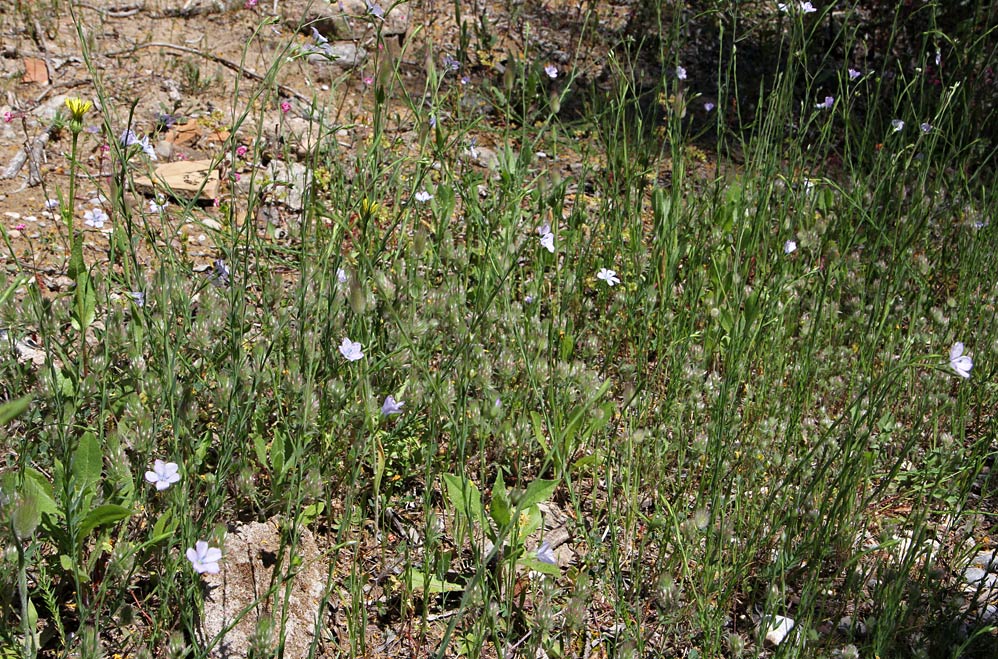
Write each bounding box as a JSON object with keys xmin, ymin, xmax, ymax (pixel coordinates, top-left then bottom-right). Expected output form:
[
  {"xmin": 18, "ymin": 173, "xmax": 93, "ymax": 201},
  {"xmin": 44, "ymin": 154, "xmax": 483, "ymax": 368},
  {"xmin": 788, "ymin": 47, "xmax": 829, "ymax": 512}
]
[
  {"xmin": 265, "ymin": 160, "xmax": 311, "ymax": 210},
  {"xmin": 971, "ymin": 550, "xmax": 998, "ymax": 572},
  {"xmin": 307, "ymin": 43, "xmax": 368, "ymax": 70},
  {"xmin": 201, "ymin": 518, "xmax": 326, "ymax": 659},
  {"xmin": 965, "ymin": 566, "xmax": 988, "ymax": 585},
  {"xmin": 306, "ymin": 0, "xmax": 410, "ymax": 41}
]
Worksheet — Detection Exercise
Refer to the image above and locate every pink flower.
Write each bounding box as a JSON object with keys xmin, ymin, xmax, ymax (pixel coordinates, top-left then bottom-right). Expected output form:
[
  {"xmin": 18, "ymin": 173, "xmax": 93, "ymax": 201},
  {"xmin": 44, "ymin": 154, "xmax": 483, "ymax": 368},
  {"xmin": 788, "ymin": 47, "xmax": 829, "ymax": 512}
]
[
  {"xmin": 13, "ymin": 223, "xmax": 26, "ymax": 230},
  {"xmin": 362, "ymin": 76, "xmax": 374, "ymax": 85},
  {"xmin": 2, "ymin": 111, "xmax": 16, "ymax": 123},
  {"xmin": 280, "ymin": 101, "xmax": 291, "ymax": 114},
  {"xmin": 236, "ymin": 145, "xmax": 248, "ymax": 157}
]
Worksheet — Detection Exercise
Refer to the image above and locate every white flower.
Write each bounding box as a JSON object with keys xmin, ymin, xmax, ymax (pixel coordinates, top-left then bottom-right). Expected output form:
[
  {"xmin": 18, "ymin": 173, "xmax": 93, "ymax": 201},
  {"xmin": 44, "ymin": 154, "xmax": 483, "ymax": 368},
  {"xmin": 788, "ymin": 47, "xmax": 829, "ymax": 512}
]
[
  {"xmin": 540, "ymin": 232, "xmax": 555, "ymax": 253},
  {"xmin": 777, "ymin": 2, "xmax": 790, "ymax": 11},
  {"xmin": 144, "ymin": 459, "xmax": 180, "ymax": 490},
  {"xmin": 536, "ymin": 542, "xmax": 557, "ymax": 565},
  {"xmin": 381, "ymin": 395, "xmax": 404, "ymax": 416},
  {"xmin": 544, "ymin": 64, "xmax": 558, "ymax": 79},
  {"xmin": 149, "ymin": 197, "xmax": 168, "ymax": 213},
  {"xmin": 676, "ymin": 66, "xmax": 687, "ymax": 81},
  {"xmin": 784, "ymin": 239, "xmax": 797, "ymax": 254},
  {"xmin": 339, "ymin": 337, "xmax": 364, "ymax": 361},
  {"xmin": 597, "ymin": 268, "xmax": 620, "ymax": 287},
  {"xmin": 44, "ymin": 198, "xmax": 59, "ymax": 210},
  {"xmin": 119, "ymin": 129, "xmax": 157, "ymax": 160},
  {"xmin": 891, "ymin": 119, "xmax": 905, "ymax": 132},
  {"xmin": 186, "ymin": 541, "xmax": 222, "ymax": 574},
  {"xmin": 949, "ymin": 342, "xmax": 973, "ymax": 379},
  {"xmin": 84, "ymin": 207, "xmax": 108, "ymax": 228},
  {"xmin": 414, "ymin": 190, "xmax": 432, "ymax": 203},
  {"xmin": 800, "ymin": 1, "xmax": 816, "ymax": 13}
]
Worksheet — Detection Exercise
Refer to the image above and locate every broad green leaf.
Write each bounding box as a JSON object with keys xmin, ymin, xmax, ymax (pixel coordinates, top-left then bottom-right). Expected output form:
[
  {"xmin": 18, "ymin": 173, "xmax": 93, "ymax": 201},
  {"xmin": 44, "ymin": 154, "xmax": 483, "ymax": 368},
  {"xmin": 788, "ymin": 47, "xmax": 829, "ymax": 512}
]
[
  {"xmin": 70, "ymin": 270, "xmax": 96, "ymax": 332},
  {"xmin": 72, "ymin": 432, "xmax": 103, "ymax": 492},
  {"xmin": 0, "ymin": 395, "xmax": 32, "ymax": 425},
  {"xmin": 252, "ymin": 433, "xmax": 268, "ymax": 467},
  {"xmin": 296, "ymin": 501, "xmax": 325, "ymax": 528},
  {"xmin": 21, "ymin": 468, "xmax": 62, "ymax": 520},
  {"xmin": 151, "ymin": 509, "xmax": 177, "ymax": 543},
  {"xmin": 406, "ymin": 568, "xmax": 462, "ymax": 594},
  {"xmin": 11, "ymin": 491, "xmax": 41, "ymax": 539},
  {"xmin": 489, "ymin": 470, "xmax": 511, "ymax": 527},
  {"xmin": 519, "ymin": 479, "xmax": 558, "ymax": 510},
  {"xmin": 517, "ymin": 555, "xmax": 561, "ymax": 576},
  {"xmin": 442, "ymin": 473, "xmax": 482, "ymax": 522},
  {"xmin": 77, "ymin": 504, "xmax": 131, "ymax": 539}
]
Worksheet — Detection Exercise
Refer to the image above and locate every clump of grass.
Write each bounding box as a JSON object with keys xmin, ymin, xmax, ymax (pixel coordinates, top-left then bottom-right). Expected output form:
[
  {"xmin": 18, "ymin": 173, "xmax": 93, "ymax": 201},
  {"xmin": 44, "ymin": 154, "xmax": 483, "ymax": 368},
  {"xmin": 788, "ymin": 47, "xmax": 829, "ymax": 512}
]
[{"xmin": 1, "ymin": 1, "xmax": 996, "ymax": 658}]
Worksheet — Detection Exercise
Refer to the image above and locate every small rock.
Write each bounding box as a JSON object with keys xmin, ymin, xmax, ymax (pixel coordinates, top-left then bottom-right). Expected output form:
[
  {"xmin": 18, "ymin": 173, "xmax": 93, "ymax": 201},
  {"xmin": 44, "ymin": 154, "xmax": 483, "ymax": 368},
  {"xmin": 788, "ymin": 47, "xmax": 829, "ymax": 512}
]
[
  {"xmin": 971, "ymin": 550, "xmax": 998, "ymax": 572},
  {"xmin": 265, "ymin": 160, "xmax": 311, "ymax": 211},
  {"xmin": 305, "ymin": 0, "xmax": 410, "ymax": 41},
  {"xmin": 762, "ymin": 615, "xmax": 795, "ymax": 646},
  {"xmin": 965, "ymin": 566, "xmax": 988, "ymax": 585},
  {"xmin": 308, "ymin": 43, "xmax": 367, "ymax": 70},
  {"xmin": 155, "ymin": 140, "xmax": 175, "ymax": 161},
  {"xmin": 4, "ymin": 211, "xmax": 21, "ymax": 219}
]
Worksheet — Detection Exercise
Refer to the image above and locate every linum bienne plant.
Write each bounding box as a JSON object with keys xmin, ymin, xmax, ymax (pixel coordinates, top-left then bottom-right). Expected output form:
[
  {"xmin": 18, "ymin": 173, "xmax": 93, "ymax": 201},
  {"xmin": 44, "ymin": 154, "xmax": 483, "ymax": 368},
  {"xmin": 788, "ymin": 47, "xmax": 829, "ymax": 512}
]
[{"xmin": 0, "ymin": 1, "xmax": 996, "ymax": 658}]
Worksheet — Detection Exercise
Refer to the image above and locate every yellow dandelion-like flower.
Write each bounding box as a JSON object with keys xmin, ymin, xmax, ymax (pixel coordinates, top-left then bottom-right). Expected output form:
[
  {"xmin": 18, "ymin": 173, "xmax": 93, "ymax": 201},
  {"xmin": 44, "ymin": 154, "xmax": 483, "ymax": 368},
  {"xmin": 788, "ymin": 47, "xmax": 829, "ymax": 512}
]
[{"xmin": 64, "ymin": 97, "xmax": 92, "ymax": 121}]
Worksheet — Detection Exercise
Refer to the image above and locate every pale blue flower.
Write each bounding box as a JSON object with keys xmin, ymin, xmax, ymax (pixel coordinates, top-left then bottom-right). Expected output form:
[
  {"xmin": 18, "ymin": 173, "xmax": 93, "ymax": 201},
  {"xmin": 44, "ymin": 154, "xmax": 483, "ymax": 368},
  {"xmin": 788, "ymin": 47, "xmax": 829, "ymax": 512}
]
[
  {"xmin": 84, "ymin": 207, "xmax": 108, "ymax": 228},
  {"xmin": 336, "ymin": 267, "xmax": 348, "ymax": 284},
  {"xmin": 119, "ymin": 129, "xmax": 157, "ymax": 160},
  {"xmin": 816, "ymin": 96, "xmax": 834, "ymax": 109},
  {"xmin": 949, "ymin": 342, "xmax": 973, "ymax": 379},
  {"xmin": 784, "ymin": 239, "xmax": 797, "ymax": 254},
  {"xmin": 676, "ymin": 66, "xmax": 687, "ymax": 81},
  {"xmin": 544, "ymin": 64, "xmax": 558, "ymax": 79},
  {"xmin": 891, "ymin": 119, "xmax": 904, "ymax": 132},
  {"xmin": 704, "ymin": 102, "xmax": 715, "ymax": 112},
  {"xmin": 540, "ymin": 232, "xmax": 555, "ymax": 253},
  {"xmin": 800, "ymin": 1, "xmax": 816, "ymax": 13},
  {"xmin": 339, "ymin": 337, "xmax": 364, "ymax": 361},
  {"xmin": 129, "ymin": 291, "xmax": 145, "ymax": 307},
  {"xmin": 381, "ymin": 395, "xmax": 404, "ymax": 416},
  {"xmin": 597, "ymin": 268, "xmax": 620, "ymax": 287},
  {"xmin": 536, "ymin": 542, "xmax": 557, "ymax": 565},
  {"xmin": 144, "ymin": 459, "xmax": 180, "ymax": 490},
  {"xmin": 920, "ymin": 122, "xmax": 932, "ymax": 133},
  {"xmin": 848, "ymin": 68, "xmax": 861, "ymax": 80},
  {"xmin": 186, "ymin": 541, "xmax": 222, "ymax": 574},
  {"xmin": 414, "ymin": 190, "xmax": 432, "ymax": 203}
]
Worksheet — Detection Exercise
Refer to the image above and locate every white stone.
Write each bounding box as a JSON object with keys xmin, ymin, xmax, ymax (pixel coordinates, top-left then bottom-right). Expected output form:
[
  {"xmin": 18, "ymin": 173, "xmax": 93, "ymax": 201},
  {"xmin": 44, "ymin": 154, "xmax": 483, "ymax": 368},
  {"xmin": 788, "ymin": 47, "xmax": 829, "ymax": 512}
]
[{"xmin": 763, "ymin": 615, "xmax": 795, "ymax": 646}]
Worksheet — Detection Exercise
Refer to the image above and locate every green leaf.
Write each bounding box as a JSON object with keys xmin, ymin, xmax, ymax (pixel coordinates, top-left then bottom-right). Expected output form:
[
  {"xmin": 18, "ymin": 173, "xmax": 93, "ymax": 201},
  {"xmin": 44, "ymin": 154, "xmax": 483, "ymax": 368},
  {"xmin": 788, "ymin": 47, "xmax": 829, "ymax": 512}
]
[
  {"xmin": 77, "ymin": 504, "xmax": 131, "ymax": 539},
  {"xmin": 489, "ymin": 471, "xmax": 511, "ymax": 527},
  {"xmin": 517, "ymin": 555, "xmax": 561, "ymax": 576},
  {"xmin": 72, "ymin": 432, "xmax": 103, "ymax": 492},
  {"xmin": 518, "ymin": 479, "xmax": 558, "ymax": 510},
  {"xmin": 21, "ymin": 468, "xmax": 62, "ymax": 520},
  {"xmin": 296, "ymin": 501, "xmax": 325, "ymax": 528},
  {"xmin": 530, "ymin": 412, "xmax": 550, "ymax": 452},
  {"xmin": 442, "ymin": 473, "xmax": 483, "ymax": 522},
  {"xmin": 151, "ymin": 509, "xmax": 177, "ymax": 543},
  {"xmin": 11, "ymin": 491, "xmax": 41, "ymax": 539},
  {"xmin": 70, "ymin": 269, "xmax": 96, "ymax": 332},
  {"xmin": 0, "ymin": 395, "xmax": 32, "ymax": 425},
  {"xmin": 406, "ymin": 568, "xmax": 463, "ymax": 594}
]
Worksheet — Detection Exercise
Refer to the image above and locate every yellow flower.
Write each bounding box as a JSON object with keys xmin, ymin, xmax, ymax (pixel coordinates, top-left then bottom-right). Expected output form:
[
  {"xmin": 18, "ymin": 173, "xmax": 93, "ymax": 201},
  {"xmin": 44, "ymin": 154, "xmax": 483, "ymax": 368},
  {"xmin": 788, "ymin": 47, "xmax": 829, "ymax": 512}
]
[{"xmin": 64, "ymin": 97, "xmax": 92, "ymax": 121}]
